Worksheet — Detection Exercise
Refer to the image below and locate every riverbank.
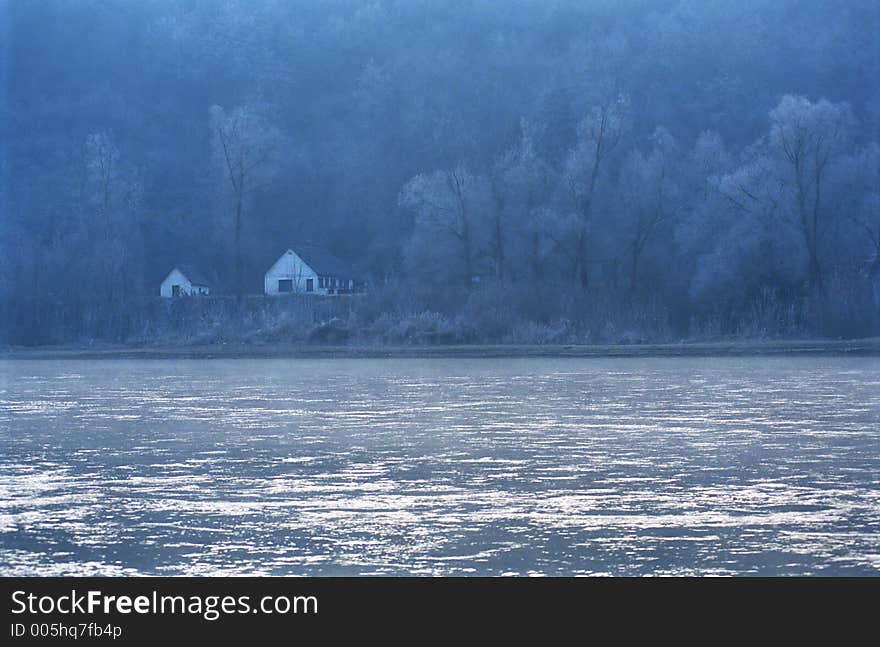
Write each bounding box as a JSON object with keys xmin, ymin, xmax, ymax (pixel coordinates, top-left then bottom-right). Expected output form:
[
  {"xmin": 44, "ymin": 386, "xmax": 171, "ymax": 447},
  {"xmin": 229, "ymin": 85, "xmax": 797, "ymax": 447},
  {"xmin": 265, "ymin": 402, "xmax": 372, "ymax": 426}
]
[{"xmin": 2, "ymin": 338, "xmax": 879, "ymax": 359}]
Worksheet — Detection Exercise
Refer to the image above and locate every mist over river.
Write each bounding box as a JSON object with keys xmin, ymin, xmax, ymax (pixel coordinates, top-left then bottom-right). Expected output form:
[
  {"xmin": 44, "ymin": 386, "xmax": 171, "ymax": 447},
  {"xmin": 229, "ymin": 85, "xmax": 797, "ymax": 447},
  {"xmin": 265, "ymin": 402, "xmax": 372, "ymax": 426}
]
[{"xmin": 1, "ymin": 357, "xmax": 878, "ymax": 576}]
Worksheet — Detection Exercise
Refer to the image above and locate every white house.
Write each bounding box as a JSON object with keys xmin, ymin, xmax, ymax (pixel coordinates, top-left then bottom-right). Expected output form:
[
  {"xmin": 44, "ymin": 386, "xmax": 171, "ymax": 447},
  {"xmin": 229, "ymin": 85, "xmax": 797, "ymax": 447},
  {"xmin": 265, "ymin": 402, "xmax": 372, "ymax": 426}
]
[
  {"xmin": 160, "ymin": 265, "xmax": 211, "ymax": 298},
  {"xmin": 264, "ymin": 246, "xmax": 358, "ymax": 296}
]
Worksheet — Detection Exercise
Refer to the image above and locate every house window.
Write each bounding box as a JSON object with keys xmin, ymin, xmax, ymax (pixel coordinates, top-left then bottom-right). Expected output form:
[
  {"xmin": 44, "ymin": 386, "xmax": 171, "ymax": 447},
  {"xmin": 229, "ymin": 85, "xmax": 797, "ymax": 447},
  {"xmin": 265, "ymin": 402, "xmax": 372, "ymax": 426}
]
[
  {"xmin": 306, "ymin": 278, "xmax": 314, "ymax": 292},
  {"xmin": 172, "ymin": 285, "xmax": 181, "ymax": 297},
  {"xmin": 278, "ymin": 279, "xmax": 293, "ymax": 293}
]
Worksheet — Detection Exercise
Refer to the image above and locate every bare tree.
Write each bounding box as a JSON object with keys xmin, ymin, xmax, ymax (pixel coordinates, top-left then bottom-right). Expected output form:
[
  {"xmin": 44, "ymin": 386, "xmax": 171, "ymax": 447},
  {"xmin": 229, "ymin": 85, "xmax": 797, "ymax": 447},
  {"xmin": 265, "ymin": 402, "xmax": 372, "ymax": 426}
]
[
  {"xmin": 399, "ymin": 163, "xmax": 489, "ymax": 289},
  {"xmin": 82, "ymin": 131, "xmax": 143, "ymax": 302},
  {"xmin": 491, "ymin": 120, "xmax": 552, "ymax": 282},
  {"xmin": 769, "ymin": 95, "xmax": 854, "ymax": 290},
  {"xmin": 210, "ymin": 104, "xmax": 280, "ymax": 296},
  {"xmin": 619, "ymin": 128, "xmax": 681, "ymax": 294},
  {"xmin": 563, "ymin": 96, "xmax": 629, "ymax": 287},
  {"xmin": 83, "ymin": 132, "xmax": 142, "ymax": 236}
]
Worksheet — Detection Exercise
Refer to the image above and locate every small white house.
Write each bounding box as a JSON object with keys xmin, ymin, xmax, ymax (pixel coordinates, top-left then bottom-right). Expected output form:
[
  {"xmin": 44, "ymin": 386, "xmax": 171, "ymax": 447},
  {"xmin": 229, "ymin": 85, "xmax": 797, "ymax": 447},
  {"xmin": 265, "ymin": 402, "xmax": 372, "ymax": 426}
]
[
  {"xmin": 264, "ymin": 246, "xmax": 358, "ymax": 296},
  {"xmin": 160, "ymin": 265, "xmax": 211, "ymax": 298}
]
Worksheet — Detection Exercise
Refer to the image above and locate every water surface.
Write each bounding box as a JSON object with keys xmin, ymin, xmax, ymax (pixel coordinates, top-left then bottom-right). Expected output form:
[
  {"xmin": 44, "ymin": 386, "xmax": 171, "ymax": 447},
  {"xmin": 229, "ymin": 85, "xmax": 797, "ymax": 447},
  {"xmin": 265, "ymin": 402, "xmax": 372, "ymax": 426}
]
[{"xmin": 1, "ymin": 357, "xmax": 878, "ymax": 575}]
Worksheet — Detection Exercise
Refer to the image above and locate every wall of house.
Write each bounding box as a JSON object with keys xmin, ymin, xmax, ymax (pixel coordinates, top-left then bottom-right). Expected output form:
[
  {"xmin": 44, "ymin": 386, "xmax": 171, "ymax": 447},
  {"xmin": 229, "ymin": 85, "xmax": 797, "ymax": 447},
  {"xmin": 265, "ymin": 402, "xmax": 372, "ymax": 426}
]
[
  {"xmin": 160, "ymin": 269, "xmax": 192, "ymax": 297},
  {"xmin": 264, "ymin": 250, "xmax": 323, "ymax": 296},
  {"xmin": 160, "ymin": 269, "xmax": 209, "ymax": 297}
]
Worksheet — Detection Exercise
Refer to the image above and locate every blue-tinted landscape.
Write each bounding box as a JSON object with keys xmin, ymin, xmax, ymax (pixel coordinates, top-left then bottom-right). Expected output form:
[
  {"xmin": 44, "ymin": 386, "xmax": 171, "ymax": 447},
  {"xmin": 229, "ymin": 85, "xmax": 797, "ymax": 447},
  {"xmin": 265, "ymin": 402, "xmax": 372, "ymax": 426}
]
[
  {"xmin": 1, "ymin": 1, "xmax": 879, "ymax": 346},
  {"xmin": 1, "ymin": 1, "xmax": 878, "ymax": 580},
  {"xmin": 2, "ymin": 357, "xmax": 877, "ymax": 576}
]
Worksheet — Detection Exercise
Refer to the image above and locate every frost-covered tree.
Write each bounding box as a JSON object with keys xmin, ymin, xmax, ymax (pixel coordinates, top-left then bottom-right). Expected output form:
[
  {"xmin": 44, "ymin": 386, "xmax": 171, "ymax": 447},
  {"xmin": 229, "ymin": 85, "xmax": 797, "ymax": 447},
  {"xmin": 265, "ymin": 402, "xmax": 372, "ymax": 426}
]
[
  {"xmin": 618, "ymin": 127, "xmax": 682, "ymax": 294},
  {"xmin": 563, "ymin": 96, "xmax": 629, "ymax": 286},
  {"xmin": 768, "ymin": 95, "xmax": 855, "ymax": 289},
  {"xmin": 490, "ymin": 120, "xmax": 553, "ymax": 281},
  {"xmin": 700, "ymin": 96, "xmax": 857, "ymax": 308},
  {"xmin": 399, "ymin": 164, "xmax": 490, "ymax": 289},
  {"xmin": 827, "ymin": 143, "xmax": 880, "ymax": 278}
]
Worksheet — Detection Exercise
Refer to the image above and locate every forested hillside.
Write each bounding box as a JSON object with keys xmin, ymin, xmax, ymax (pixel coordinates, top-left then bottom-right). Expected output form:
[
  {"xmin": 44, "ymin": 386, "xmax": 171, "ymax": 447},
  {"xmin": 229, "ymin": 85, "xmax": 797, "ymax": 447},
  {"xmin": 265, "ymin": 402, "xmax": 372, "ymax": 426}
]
[{"xmin": 1, "ymin": 1, "xmax": 878, "ymax": 345}]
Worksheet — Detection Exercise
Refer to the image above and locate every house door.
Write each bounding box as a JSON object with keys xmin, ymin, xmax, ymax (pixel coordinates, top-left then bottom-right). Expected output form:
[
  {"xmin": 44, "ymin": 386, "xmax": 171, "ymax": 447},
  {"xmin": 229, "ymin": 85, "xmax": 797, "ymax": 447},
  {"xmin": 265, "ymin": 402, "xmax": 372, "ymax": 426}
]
[{"xmin": 172, "ymin": 285, "xmax": 180, "ymax": 297}]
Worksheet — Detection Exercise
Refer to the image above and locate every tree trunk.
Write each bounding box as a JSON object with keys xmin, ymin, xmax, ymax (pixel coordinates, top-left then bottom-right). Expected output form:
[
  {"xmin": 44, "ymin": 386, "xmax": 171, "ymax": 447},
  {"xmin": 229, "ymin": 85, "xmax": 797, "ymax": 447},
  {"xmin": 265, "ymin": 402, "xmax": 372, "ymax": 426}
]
[
  {"xmin": 630, "ymin": 246, "xmax": 640, "ymax": 294},
  {"xmin": 573, "ymin": 130, "xmax": 604, "ymax": 289},
  {"xmin": 531, "ymin": 233, "xmax": 542, "ymax": 281},
  {"xmin": 492, "ymin": 186, "xmax": 505, "ymax": 281},
  {"xmin": 234, "ymin": 191, "xmax": 243, "ymax": 298},
  {"xmin": 574, "ymin": 227, "xmax": 589, "ymax": 288},
  {"xmin": 494, "ymin": 212, "xmax": 504, "ymax": 281},
  {"xmin": 462, "ymin": 216, "xmax": 473, "ymax": 290},
  {"xmin": 794, "ymin": 157, "xmax": 823, "ymax": 292}
]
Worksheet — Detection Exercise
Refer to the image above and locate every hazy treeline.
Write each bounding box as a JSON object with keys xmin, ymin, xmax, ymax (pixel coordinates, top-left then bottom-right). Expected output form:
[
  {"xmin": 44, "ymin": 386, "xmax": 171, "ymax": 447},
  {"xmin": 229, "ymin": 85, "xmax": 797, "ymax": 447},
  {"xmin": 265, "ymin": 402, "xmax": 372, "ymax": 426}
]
[{"xmin": 1, "ymin": 1, "xmax": 879, "ymax": 345}]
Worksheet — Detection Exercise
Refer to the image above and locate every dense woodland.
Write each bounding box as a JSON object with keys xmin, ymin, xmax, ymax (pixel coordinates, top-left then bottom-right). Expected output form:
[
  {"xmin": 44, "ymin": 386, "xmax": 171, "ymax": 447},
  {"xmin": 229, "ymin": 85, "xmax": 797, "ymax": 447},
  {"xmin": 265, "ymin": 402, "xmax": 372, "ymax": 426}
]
[{"xmin": 1, "ymin": 0, "xmax": 879, "ymax": 346}]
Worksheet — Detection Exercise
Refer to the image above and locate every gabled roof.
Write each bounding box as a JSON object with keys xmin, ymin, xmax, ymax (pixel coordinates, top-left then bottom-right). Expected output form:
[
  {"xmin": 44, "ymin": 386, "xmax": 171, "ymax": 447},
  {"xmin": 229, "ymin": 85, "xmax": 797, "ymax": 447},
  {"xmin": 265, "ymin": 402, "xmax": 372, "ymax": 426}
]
[
  {"xmin": 173, "ymin": 264, "xmax": 211, "ymax": 287},
  {"xmin": 281, "ymin": 245, "xmax": 356, "ymax": 278}
]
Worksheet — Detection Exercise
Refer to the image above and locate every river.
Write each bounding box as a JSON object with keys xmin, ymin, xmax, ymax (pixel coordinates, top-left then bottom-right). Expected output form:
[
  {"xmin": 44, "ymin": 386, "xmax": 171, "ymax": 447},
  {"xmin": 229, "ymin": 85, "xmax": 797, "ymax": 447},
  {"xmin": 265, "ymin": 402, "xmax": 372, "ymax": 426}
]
[{"xmin": 1, "ymin": 357, "xmax": 878, "ymax": 575}]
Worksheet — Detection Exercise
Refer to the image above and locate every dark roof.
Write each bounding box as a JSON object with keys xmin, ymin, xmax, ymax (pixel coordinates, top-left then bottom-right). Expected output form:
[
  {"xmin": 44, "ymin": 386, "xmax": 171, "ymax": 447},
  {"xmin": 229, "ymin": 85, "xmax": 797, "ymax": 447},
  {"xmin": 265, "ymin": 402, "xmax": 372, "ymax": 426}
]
[
  {"xmin": 285, "ymin": 245, "xmax": 356, "ymax": 278},
  {"xmin": 174, "ymin": 264, "xmax": 211, "ymax": 286}
]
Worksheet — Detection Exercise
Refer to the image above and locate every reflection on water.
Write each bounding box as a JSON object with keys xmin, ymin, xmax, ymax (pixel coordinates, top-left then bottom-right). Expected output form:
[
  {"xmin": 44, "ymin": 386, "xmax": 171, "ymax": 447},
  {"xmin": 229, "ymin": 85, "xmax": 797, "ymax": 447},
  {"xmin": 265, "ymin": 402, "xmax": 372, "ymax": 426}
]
[{"xmin": 1, "ymin": 357, "xmax": 878, "ymax": 576}]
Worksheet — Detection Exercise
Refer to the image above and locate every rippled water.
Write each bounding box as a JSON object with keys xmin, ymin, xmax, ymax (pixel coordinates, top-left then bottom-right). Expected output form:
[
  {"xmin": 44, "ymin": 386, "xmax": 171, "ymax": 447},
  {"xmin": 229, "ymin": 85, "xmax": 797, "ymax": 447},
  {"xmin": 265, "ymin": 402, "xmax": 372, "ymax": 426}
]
[{"xmin": 1, "ymin": 357, "xmax": 878, "ymax": 576}]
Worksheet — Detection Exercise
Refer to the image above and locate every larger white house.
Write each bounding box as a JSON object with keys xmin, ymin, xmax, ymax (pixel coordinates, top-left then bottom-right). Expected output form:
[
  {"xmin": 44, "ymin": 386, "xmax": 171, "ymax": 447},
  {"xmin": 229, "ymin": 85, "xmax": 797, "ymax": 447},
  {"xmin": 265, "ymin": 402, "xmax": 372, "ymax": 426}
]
[
  {"xmin": 160, "ymin": 265, "xmax": 211, "ymax": 297},
  {"xmin": 264, "ymin": 246, "xmax": 358, "ymax": 296}
]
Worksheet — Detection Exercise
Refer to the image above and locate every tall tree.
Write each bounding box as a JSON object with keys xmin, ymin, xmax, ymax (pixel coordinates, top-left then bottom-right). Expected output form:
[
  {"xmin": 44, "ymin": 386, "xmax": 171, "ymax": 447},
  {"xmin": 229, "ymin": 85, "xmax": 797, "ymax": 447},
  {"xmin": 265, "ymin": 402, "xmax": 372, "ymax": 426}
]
[
  {"xmin": 563, "ymin": 96, "xmax": 629, "ymax": 287},
  {"xmin": 768, "ymin": 95, "xmax": 854, "ymax": 290},
  {"xmin": 210, "ymin": 104, "xmax": 280, "ymax": 296},
  {"xmin": 490, "ymin": 120, "xmax": 552, "ymax": 282},
  {"xmin": 399, "ymin": 164, "xmax": 489, "ymax": 289},
  {"xmin": 81, "ymin": 131, "xmax": 143, "ymax": 302},
  {"xmin": 618, "ymin": 128, "xmax": 682, "ymax": 294}
]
